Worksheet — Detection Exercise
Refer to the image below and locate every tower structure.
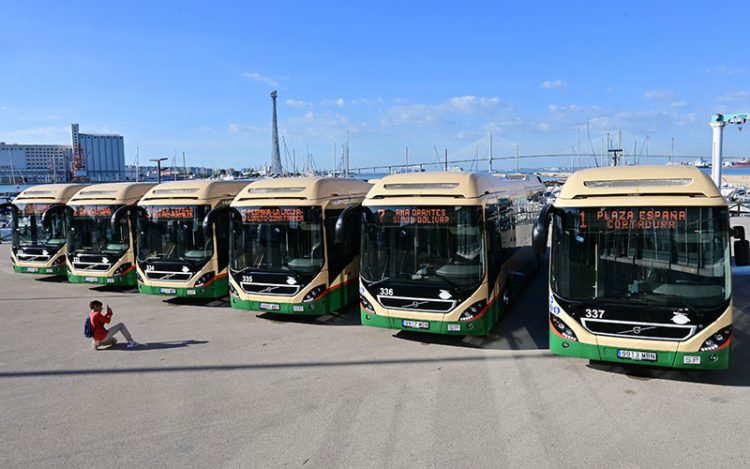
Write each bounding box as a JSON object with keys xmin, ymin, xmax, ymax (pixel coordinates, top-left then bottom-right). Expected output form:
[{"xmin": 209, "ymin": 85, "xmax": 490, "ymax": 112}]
[{"xmin": 270, "ymin": 90, "xmax": 283, "ymax": 176}]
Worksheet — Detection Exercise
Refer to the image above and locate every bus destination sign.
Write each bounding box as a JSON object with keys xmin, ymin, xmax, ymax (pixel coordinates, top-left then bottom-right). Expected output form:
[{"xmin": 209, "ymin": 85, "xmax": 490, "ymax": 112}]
[
  {"xmin": 379, "ymin": 208, "xmax": 451, "ymax": 225},
  {"xmin": 581, "ymin": 208, "xmax": 688, "ymax": 230},
  {"xmin": 74, "ymin": 206, "xmax": 113, "ymax": 217},
  {"xmin": 146, "ymin": 207, "xmax": 195, "ymax": 219},
  {"xmin": 242, "ymin": 208, "xmax": 305, "ymax": 223}
]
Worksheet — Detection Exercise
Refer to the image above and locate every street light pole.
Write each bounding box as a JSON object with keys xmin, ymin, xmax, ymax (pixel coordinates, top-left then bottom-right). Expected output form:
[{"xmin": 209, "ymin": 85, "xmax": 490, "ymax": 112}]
[{"xmin": 150, "ymin": 158, "xmax": 168, "ymax": 184}]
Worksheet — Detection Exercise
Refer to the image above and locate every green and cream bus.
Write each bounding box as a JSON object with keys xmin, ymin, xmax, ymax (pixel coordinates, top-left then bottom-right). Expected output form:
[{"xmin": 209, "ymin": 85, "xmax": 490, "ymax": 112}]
[
  {"xmin": 4, "ymin": 184, "xmax": 86, "ymax": 275},
  {"xmin": 136, "ymin": 180, "xmax": 249, "ymax": 298},
  {"xmin": 360, "ymin": 171, "xmax": 544, "ymax": 335},
  {"xmin": 533, "ymin": 165, "xmax": 749, "ymax": 370},
  {"xmin": 228, "ymin": 177, "xmax": 371, "ymax": 314},
  {"xmin": 66, "ymin": 183, "xmax": 156, "ymax": 285}
]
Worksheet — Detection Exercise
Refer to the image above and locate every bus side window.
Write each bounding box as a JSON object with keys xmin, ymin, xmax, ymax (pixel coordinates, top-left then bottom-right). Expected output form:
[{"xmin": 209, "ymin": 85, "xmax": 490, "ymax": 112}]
[
  {"xmin": 485, "ymin": 202, "xmax": 503, "ymax": 287},
  {"xmin": 325, "ymin": 208, "xmax": 346, "ymax": 282}
]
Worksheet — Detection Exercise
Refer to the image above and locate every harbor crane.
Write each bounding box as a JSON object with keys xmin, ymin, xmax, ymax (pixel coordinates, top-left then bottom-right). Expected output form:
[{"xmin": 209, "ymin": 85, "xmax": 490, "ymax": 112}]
[{"xmin": 711, "ymin": 112, "xmax": 749, "ymax": 186}]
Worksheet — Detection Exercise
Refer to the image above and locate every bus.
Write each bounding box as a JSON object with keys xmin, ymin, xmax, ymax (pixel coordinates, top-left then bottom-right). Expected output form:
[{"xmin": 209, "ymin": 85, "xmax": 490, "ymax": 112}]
[
  {"xmin": 136, "ymin": 180, "xmax": 249, "ymax": 298},
  {"xmin": 533, "ymin": 165, "xmax": 750, "ymax": 370},
  {"xmin": 66, "ymin": 183, "xmax": 156, "ymax": 285},
  {"xmin": 4, "ymin": 184, "xmax": 86, "ymax": 275},
  {"xmin": 360, "ymin": 172, "xmax": 544, "ymax": 335},
  {"xmin": 228, "ymin": 177, "xmax": 371, "ymax": 314}
]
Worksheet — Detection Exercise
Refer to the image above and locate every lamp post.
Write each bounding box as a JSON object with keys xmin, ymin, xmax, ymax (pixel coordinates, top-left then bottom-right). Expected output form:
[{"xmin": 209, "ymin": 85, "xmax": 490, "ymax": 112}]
[{"xmin": 150, "ymin": 158, "xmax": 168, "ymax": 183}]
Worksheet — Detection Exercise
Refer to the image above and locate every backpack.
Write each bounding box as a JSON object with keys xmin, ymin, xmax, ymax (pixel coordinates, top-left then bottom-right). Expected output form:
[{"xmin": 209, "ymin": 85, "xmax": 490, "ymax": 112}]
[{"xmin": 84, "ymin": 316, "xmax": 93, "ymax": 339}]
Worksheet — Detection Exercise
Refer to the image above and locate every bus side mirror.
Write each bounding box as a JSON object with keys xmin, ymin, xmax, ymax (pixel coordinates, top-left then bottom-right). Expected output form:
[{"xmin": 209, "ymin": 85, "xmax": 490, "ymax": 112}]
[
  {"xmin": 110, "ymin": 205, "xmax": 133, "ymax": 232},
  {"xmin": 733, "ymin": 226, "xmax": 750, "ymax": 266},
  {"xmin": 334, "ymin": 205, "xmax": 360, "ymax": 246},
  {"xmin": 532, "ymin": 204, "xmax": 555, "ymax": 254},
  {"xmin": 41, "ymin": 205, "xmax": 66, "ymax": 230},
  {"xmin": 202, "ymin": 206, "xmax": 229, "ymax": 239}
]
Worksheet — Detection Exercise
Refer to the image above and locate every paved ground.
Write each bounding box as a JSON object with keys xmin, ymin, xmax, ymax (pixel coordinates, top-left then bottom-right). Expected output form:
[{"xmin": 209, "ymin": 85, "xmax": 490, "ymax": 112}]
[{"xmin": 1, "ymin": 219, "xmax": 750, "ymax": 468}]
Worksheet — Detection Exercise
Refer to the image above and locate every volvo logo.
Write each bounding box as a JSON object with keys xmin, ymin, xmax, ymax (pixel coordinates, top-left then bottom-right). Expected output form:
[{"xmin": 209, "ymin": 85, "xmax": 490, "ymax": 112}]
[{"xmin": 403, "ymin": 300, "xmax": 429, "ymax": 309}]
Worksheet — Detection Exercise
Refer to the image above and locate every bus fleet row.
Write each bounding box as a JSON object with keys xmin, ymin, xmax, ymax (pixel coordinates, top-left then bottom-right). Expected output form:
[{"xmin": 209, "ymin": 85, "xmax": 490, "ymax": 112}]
[{"xmin": 3, "ymin": 165, "xmax": 748, "ymax": 371}]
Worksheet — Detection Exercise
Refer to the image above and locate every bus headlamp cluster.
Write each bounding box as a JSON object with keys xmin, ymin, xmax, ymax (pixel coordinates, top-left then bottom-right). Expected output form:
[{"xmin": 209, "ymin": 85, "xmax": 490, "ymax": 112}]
[
  {"xmin": 551, "ymin": 316, "xmax": 578, "ymax": 341},
  {"xmin": 136, "ymin": 270, "xmax": 143, "ymax": 282},
  {"xmin": 113, "ymin": 263, "xmax": 132, "ymax": 275},
  {"xmin": 459, "ymin": 300, "xmax": 486, "ymax": 322},
  {"xmin": 229, "ymin": 282, "xmax": 238, "ymax": 297},
  {"xmin": 194, "ymin": 272, "xmax": 215, "ymax": 288},
  {"xmin": 52, "ymin": 256, "xmax": 66, "ymax": 266},
  {"xmin": 303, "ymin": 285, "xmax": 326, "ymax": 302},
  {"xmin": 360, "ymin": 294, "xmax": 374, "ymax": 313},
  {"xmin": 700, "ymin": 327, "xmax": 731, "ymax": 351}
]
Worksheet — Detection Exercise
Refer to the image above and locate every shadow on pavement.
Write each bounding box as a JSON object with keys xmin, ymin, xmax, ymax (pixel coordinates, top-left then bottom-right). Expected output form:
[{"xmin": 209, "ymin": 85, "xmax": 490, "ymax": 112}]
[
  {"xmin": 163, "ymin": 297, "xmax": 231, "ymax": 308},
  {"xmin": 89, "ymin": 285, "xmax": 139, "ymax": 294},
  {"xmin": 34, "ymin": 275, "xmax": 68, "ymax": 283},
  {"xmin": 101, "ymin": 340, "xmax": 209, "ymax": 351},
  {"xmin": 257, "ymin": 302, "xmax": 361, "ymax": 326}
]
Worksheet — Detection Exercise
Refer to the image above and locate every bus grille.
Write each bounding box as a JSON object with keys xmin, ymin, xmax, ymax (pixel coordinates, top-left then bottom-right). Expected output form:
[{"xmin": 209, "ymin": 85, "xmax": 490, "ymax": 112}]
[
  {"xmin": 377, "ymin": 295, "xmax": 457, "ymax": 313},
  {"xmin": 71, "ymin": 254, "xmax": 112, "ymax": 271},
  {"xmin": 240, "ymin": 282, "xmax": 300, "ymax": 296},
  {"xmin": 581, "ymin": 318, "xmax": 697, "ymax": 341}
]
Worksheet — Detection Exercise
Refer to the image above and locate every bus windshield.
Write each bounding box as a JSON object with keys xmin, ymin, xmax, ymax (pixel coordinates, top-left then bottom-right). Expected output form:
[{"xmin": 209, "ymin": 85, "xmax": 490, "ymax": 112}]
[
  {"xmin": 551, "ymin": 206, "xmax": 730, "ymax": 310},
  {"xmin": 13, "ymin": 203, "xmax": 66, "ymax": 248},
  {"xmin": 68, "ymin": 205, "xmax": 129, "ymax": 256},
  {"xmin": 230, "ymin": 206, "xmax": 323, "ymax": 274},
  {"xmin": 137, "ymin": 205, "xmax": 213, "ymax": 264},
  {"xmin": 361, "ymin": 205, "xmax": 484, "ymax": 288}
]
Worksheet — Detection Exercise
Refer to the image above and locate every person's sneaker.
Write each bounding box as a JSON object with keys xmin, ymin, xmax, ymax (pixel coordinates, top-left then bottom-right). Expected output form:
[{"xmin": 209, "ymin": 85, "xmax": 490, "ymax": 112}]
[{"xmin": 126, "ymin": 341, "xmax": 141, "ymax": 349}]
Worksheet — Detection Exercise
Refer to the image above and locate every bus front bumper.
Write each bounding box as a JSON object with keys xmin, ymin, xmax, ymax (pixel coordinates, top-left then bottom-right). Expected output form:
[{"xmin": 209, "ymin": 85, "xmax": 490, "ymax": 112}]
[
  {"xmin": 13, "ymin": 265, "xmax": 66, "ymax": 276},
  {"xmin": 138, "ymin": 276, "xmax": 228, "ymax": 299},
  {"xmin": 68, "ymin": 269, "xmax": 137, "ymax": 286},
  {"xmin": 549, "ymin": 331, "xmax": 731, "ymax": 370},
  {"xmin": 231, "ymin": 296, "xmax": 329, "ymax": 315},
  {"xmin": 360, "ymin": 309, "xmax": 491, "ymax": 336}
]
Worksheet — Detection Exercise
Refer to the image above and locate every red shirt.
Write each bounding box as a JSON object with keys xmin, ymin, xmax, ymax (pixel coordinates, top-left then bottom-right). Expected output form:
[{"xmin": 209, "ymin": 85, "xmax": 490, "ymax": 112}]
[{"xmin": 89, "ymin": 309, "xmax": 111, "ymax": 342}]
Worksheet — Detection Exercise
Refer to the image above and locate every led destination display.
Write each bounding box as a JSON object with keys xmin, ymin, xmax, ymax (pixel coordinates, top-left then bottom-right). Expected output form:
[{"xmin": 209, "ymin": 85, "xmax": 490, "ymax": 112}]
[
  {"xmin": 241, "ymin": 208, "xmax": 305, "ymax": 223},
  {"xmin": 378, "ymin": 208, "xmax": 452, "ymax": 225},
  {"xmin": 580, "ymin": 208, "xmax": 688, "ymax": 230}
]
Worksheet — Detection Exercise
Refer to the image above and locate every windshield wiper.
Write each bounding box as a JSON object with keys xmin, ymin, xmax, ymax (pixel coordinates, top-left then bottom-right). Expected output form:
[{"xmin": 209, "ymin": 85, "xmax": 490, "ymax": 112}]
[
  {"xmin": 364, "ymin": 276, "xmax": 391, "ymax": 287},
  {"xmin": 418, "ymin": 271, "xmax": 460, "ymax": 289},
  {"xmin": 281, "ymin": 258, "xmax": 305, "ymax": 277}
]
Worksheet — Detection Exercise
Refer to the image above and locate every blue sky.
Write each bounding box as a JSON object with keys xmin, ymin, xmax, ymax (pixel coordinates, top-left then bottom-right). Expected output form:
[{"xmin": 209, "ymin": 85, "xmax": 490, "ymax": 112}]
[{"xmin": 1, "ymin": 0, "xmax": 749, "ymax": 171}]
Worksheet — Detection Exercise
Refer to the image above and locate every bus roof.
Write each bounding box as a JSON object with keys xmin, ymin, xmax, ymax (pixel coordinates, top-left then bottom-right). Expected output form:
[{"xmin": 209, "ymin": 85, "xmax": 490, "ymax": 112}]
[
  {"xmin": 365, "ymin": 171, "xmax": 542, "ymax": 201},
  {"xmin": 69, "ymin": 182, "xmax": 156, "ymax": 205},
  {"xmin": 13, "ymin": 183, "xmax": 87, "ymax": 204},
  {"xmin": 557, "ymin": 165, "xmax": 723, "ymax": 202},
  {"xmin": 139, "ymin": 180, "xmax": 250, "ymax": 204},
  {"xmin": 233, "ymin": 177, "xmax": 371, "ymax": 203}
]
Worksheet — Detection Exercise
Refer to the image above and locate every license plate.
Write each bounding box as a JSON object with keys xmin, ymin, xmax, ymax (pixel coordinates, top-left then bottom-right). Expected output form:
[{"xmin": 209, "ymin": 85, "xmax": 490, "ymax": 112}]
[
  {"xmin": 85, "ymin": 277, "xmax": 98, "ymax": 283},
  {"xmin": 402, "ymin": 320, "xmax": 430, "ymax": 329},
  {"xmin": 260, "ymin": 303, "xmax": 280, "ymax": 311},
  {"xmin": 617, "ymin": 350, "xmax": 657, "ymax": 361},
  {"xmin": 27, "ymin": 267, "xmax": 39, "ymax": 272},
  {"xmin": 160, "ymin": 288, "xmax": 176, "ymax": 294}
]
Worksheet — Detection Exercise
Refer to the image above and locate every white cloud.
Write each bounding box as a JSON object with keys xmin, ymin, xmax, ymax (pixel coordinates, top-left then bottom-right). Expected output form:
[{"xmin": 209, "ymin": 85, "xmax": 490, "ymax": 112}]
[
  {"xmin": 335, "ymin": 98, "xmax": 345, "ymax": 107},
  {"xmin": 0, "ymin": 105, "xmax": 8, "ymax": 111},
  {"xmin": 644, "ymin": 90, "xmax": 673, "ymax": 101},
  {"xmin": 381, "ymin": 96, "xmax": 509, "ymax": 127},
  {"xmin": 716, "ymin": 91, "xmax": 750, "ymax": 102},
  {"xmin": 706, "ymin": 65, "xmax": 745, "ymax": 76},
  {"xmin": 242, "ymin": 72, "xmax": 279, "ymax": 88},
  {"xmin": 285, "ymin": 99, "xmax": 308, "ymax": 109},
  {"xmin": 351, "ymin": 97, "xmax": 384, "ymax": 105},
  {"xmin": 541, "ymin": 80, "xmax": 566, "ymax": 89},
  {"xmin": 227, "ymin": 123, "xmax": 264, "ymax": 135},
  {"xmin": 0, "ymin": 126, "xmax": 70, "ymax": 143},
  {"xmin": 670, "ymin": 101, "xmax": 688, "ymax": 108}
]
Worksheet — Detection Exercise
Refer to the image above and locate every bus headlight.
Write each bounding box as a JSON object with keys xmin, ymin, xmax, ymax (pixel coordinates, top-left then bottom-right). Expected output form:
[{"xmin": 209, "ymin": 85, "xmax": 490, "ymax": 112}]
[
  {"xmin": 303, "ymin": 285, "xmax": 326, "ymax": 302},
  {"xmin": 194, "ymin": 272, "xmax": 215, "ymax": 287},
  {"xmin": 52, "ymin": 256, "xmax": 66, "ymax": 266},
  {"xmin": 229, "ymin": 282, "xmax": 238, "ymax": 297},
  {"xmin": 551, "ymin": 315, "xmax": 578, "ymax": 341},
  {"xmin": 459, "ymin": 300, "xmax": 486, "ymax": 321},
  {"xmin": 136, "ymin": 270, "xmax": 143, "ymax": 282},
  {"xmin": 113, "ymin": 263, "xmax": 132, "ymax": 275},
  {"xmin": 700, "ymin": 327, "xmax": 732, "ymax": 351},
  {"xmin": 360, "ymin": 294, "xmax": 375, "ymax": 313}
]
